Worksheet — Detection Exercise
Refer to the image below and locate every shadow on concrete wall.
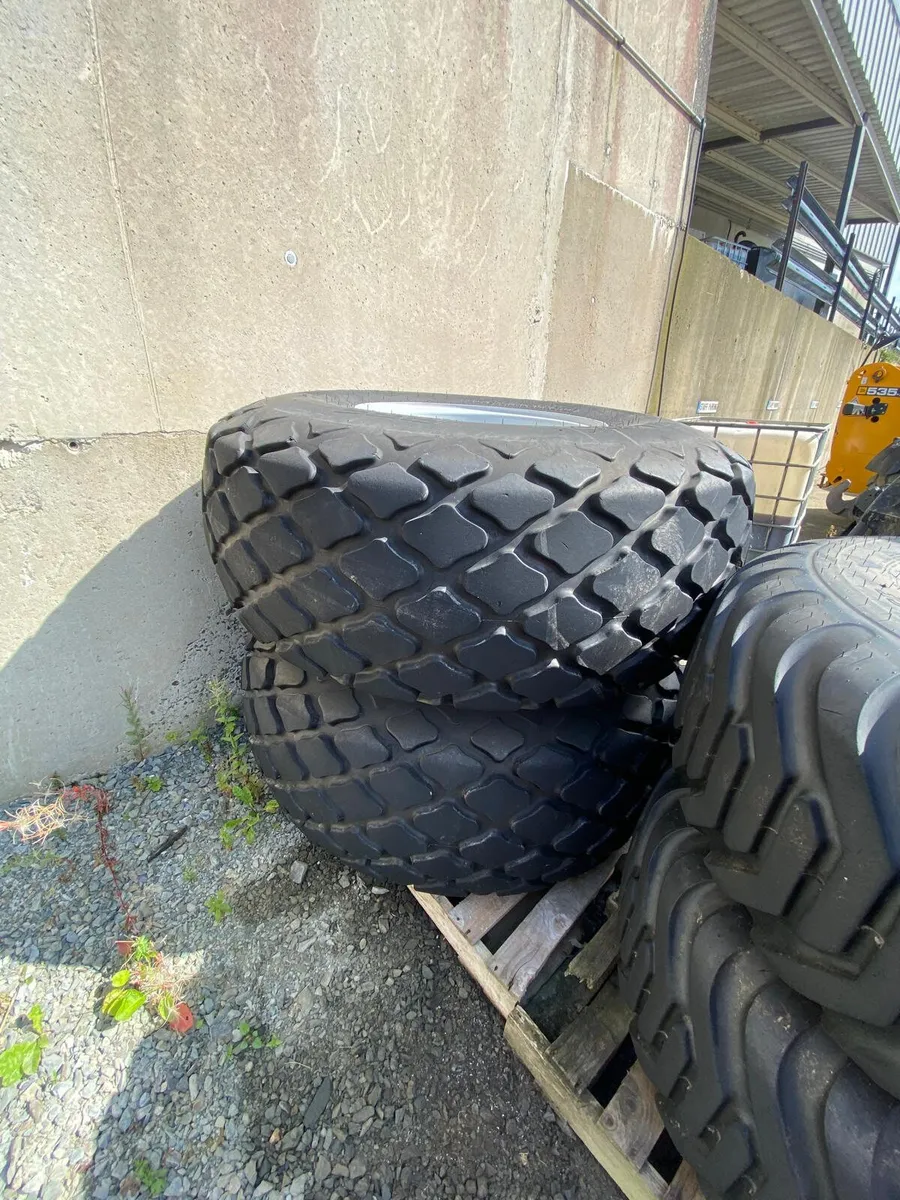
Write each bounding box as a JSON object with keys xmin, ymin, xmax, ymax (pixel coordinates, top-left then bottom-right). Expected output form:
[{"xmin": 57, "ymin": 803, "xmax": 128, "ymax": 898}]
[{"xmin": 0, "ymin": 483, "xmax": 244, "ymax": 802}]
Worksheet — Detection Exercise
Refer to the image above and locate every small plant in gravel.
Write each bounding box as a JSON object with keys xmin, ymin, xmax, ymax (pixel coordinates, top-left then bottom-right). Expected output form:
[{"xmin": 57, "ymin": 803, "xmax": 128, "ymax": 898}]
[
  {"xmin": 209, "ymin": 679, "xmax": 277, "ymax": 847},
  {"xmin": 224, "ymin": 1019, "xmax": 281, "ymax": 1060},
  {"xmin": 0, "ymin": 847, "xmax": 65, "ymax": 874},
  {"xmin": 182, "ymin": 864, "xmax": 198, "ymax": 883},
  {"xmin": 132, "ymin": 774, "xmax": 163, "ymax": 794},
  {"xmin": 121, "ymin": 686, "xmax": 150, "ymax": 760},
  {"xmin": 166, "ymin": 725, "xmax": 214, "ymax": 762},
  {"xmin": 0, "ymin": 1002, "xmax": 48, "ymax": 1088},
  {"xmin": 204, "ymin": 889, "xmax": 232, "ymax": 923},
  {"xmin": 189, "ymin": 723, "xmax": 214, "ymax": 763},
  {"xmin": 132, "ymin": 1158, "xmax": 167, "ymax": 1196},
  {"xmin": 102, "ymin": 936, "xmax": 194, "ymax": 1033}
]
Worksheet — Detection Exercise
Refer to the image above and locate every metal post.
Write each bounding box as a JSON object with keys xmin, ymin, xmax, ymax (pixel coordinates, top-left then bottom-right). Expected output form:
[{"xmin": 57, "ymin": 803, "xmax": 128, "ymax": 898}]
[
  {"xmin": 835, "ymin": 123, "xmax": 866, "ymax": 230},
  {"xmin": 860, "ymin": 267, "xmax": 881, "ymax": 342},
  {"xmin": 882, "ymin": 300, "xmax": 896, "ymax": 345},
  {"xmin": 886, "ymin": 226, "xmax": 900, "ymax": 297},
  {"xmin": 776, "ymin": 162, "xmax": 808, "ymax": 292},
  {"xmin": 829, "ymin": 231, "xmax": 854, "ymax": 322}
]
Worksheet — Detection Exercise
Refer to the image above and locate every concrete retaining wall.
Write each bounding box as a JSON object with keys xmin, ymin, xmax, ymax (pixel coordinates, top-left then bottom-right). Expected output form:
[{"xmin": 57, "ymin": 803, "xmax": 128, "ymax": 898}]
[
  {"xmin": 652, "ymin": 235, "xmax": 866, "ymax": 424},
  {"xmin": 0, "ymin": 0, "xmax": 714, "ymax": 798}
]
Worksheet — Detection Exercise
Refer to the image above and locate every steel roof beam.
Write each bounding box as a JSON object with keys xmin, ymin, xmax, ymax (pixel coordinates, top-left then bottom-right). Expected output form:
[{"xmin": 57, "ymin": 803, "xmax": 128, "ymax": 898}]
[
  {"xmin": 705, "ymin": 150, "xmax": 793, "ymax": 196},
  {"xmin": 703, "ymin": 98, "xmax": 890, "ymax": 219},
  {"xmin": 694, "ymin": 176, "xmax": 792, "ymax": 228},
  {"xmin": 761, "ymin": 117, "xmax": 840, "ymax": 139},
  {"xmin": 716, "ymin": 10, "xmax": 854, "ymax": 125},
  {"xmin": 706, "ymin": 99, "xmax": 761, "ymax": 142}
]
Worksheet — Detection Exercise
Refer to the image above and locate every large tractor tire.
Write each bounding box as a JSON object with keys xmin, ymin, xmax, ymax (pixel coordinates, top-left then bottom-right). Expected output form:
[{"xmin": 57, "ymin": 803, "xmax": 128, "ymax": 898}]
[
  {"xmin": 203, "ymin": 392, "xmax": 753, "ymax": 706},
  {"xmin": 671, "ymin": 538, "xmax": 900, "ymax": 1090},
  {"xmin": 242, "ymin": 643, "xmax": 679, "ymax": 894},
  {"xmin": 618, "ymin": 789, "xmax": 900, "ymax": 1200}
]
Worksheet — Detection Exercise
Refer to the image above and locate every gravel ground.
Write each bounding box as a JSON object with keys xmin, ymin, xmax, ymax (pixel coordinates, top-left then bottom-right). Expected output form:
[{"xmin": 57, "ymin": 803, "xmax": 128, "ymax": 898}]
[{"xmin": 0, "ymin": 734, "xmax": 622, "ymax": 1200}]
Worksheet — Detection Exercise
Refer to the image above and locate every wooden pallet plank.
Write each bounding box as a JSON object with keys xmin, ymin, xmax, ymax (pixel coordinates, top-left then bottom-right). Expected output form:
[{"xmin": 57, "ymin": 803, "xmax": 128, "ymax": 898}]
[
  {"xmin": 566, "ymin": 918, "xmax": 619, "ymax": 995},
  {"xmin": 489, "ymin": 855, "xmax": 619, "ymax": 1001},
  {"xmin": 505, "ymin": 1007, "xmax": 666, "ymax": 1200},
  {"xmin": 602, "ymin": 1063, "xmax": 664, "ymax": 1167},
  {"xmin": 408, "ymin": 889, "xmax": 515, "ymax": 1017},
  {"xmin": 550, "ymin": 979, "xmax": 633, "ymax": 1092},
  {"xmin": 663, "ymin": 1162, "xmax": 704, "ymax": 1200},
  {"xmin": 449, "ymin": 892, "xmax": 526, "ymax": 942}
]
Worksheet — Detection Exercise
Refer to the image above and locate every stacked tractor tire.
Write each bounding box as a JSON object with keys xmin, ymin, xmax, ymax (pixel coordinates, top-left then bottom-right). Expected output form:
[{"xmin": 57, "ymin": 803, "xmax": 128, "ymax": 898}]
[
  {"xmin": 618, "ymin": 537, "xmax": 900, "ymax": 1200},
  {"xmin": 202, "ymin": 391, "xmax": 753, "ymax": 895},
  {"xmin": 203, "ymin": 393, "xmax": 900, "ymax": 1197}
]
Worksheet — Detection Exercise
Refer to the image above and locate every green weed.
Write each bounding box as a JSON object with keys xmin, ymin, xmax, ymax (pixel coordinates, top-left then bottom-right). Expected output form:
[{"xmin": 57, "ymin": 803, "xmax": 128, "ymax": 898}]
[
  {"xmin": 190, "ymin": 724, "xmax": 214, "ymax": 763},
  {"xmin": 182, "ymin": 865, "xmax": 198, "ymax": 884},
  {"xmin": 165, "ymin": 726, "xmax": 213, "ymax": 762},
  {"xmin": 132, "ymin": 775, "xmax": 163, "ymax": 795},
  {"xmin": 133, "ymin": 1158, "xmax": 167, "ymax": 1197},
  {"xmin": 224, "ymin": 1019, "xmax": 281, "ymax": 1060},
  {"xmin": 0, "ymin": 848, "xmax": 65, "ymax": 875},
  {"xmin": 101, "ymin": 936, "xmax": 193, "ymax": 1033},
  {"xmin": 0, "ymin": 1004, "xmax": 48, "ymax": 1088},
  {"xmin": 209, "ymin": 679, "xmax": 276, "ymax": 847},
  {"xmin": 204, "ymin": 889, "xmax": 232, "ymax": 924},
  {"xmin": 121, "ymin": 687, "xmax": 150, "ymax": 761}
]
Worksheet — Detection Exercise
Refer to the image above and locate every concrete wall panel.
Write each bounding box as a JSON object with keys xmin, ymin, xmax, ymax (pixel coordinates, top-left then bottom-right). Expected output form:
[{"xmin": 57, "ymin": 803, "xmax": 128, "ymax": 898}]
[
  {"xmin": 0, "ymin": 434, "xmax": 243, "ymax": 798},
  {"xmin": 0, "ymin": 0, "xmax": 158, "ymax": 439},
  {"xmin": 93, "ymin": 0, "xmax": 568, "ymax": 432},
  {"xmin": 544, "ymin": 167, "xmax": 677, "ymax": 409},
  {"xmin": 654, "ymin": 236, "xmax": 865, "ymax": 424}
]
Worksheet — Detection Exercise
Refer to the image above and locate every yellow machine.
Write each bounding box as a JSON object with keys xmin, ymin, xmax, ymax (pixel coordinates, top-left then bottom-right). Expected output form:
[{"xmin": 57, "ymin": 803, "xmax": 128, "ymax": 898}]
[{"xmin": 824, "ymin": 360, "xmax": 900, "ymax": 492}]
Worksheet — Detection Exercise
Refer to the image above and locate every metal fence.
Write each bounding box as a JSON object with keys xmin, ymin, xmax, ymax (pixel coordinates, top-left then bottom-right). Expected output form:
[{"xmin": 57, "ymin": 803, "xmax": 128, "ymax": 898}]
[
  {"xmin": 775, "ymin": 166, "xmax": 900, "ymax": 347},
  {"xmin": 704, "ymin": 237, "xmax": 750, "ymax": 267}
]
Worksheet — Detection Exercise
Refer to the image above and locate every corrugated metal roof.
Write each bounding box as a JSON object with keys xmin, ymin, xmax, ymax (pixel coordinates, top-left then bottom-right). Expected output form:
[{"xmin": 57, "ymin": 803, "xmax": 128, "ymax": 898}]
[
  {"xmin": 831, "ymin": 0, "xmax": 900, "ymax": 177},
  {"xmin": 696, "ymin": 0, "xmax": 900, "ymax": 237}
]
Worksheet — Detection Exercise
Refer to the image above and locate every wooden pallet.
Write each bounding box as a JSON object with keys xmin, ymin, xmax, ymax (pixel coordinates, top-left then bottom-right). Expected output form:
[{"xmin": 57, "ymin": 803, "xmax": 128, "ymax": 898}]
[{"xmin": 409, "ymin": 853, "xmax": 704, "ymax": 1200}]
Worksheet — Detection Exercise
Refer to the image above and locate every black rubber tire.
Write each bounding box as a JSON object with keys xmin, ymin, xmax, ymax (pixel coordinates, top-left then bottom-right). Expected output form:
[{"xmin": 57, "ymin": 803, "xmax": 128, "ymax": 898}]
[
  {"xmin": 671, "ymin": 538, "xmax": 900, "ymax": 1032},
  {"xmin": 203, "ymin": 391, "xmax": 753, "ymax": 707},
  {"xmin": 618, "ymin": 788, "xmax": 900, "ymax": 1200},
  {"xmin": 242, "ymin": 642, "xmax": 679, "ymax": 894},
  {"xmin": 847, "ymin": 476, "xmax": 900, "ymax": 536}
]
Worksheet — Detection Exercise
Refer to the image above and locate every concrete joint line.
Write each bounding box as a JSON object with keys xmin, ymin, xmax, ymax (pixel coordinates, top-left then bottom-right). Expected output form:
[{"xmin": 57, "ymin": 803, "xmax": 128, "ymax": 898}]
[{"xmin": 0, "ymin": 429, "xmax": 208, "ymax": 457}]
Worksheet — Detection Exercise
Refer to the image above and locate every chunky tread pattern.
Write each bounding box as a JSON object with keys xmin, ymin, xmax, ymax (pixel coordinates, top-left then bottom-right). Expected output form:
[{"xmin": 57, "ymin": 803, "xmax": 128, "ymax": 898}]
[
  {"xmin": 204, "ymin": 393, "xmax": 752, "ymax": 705},
  {"xmin": 672, "ymin": 538, "xmax": 900, "ymax": 1028},
  {"xmin": 618, "ymin": 791, "xmax": 900, "ymax": 1200},
  {"xmin": 243, "ymin": 644, "xmax": 679, "ymax": 894}
]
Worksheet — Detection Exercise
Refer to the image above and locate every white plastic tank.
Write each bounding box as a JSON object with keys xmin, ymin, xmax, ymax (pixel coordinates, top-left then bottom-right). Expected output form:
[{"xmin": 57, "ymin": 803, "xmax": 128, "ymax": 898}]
[{"xmin": 689, "ymin": 420, "xmax": 830, "ymax": 552}]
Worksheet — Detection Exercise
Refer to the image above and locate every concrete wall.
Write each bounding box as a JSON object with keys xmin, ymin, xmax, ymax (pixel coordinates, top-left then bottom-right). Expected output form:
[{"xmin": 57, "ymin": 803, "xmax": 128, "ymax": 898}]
[
  {"xmin": 0, "ymin": 0, "xmax": 714, "ymax": 798},
  {"xmin": 652, "ymin": 235, "xmax": 866, "ymax": 424}
]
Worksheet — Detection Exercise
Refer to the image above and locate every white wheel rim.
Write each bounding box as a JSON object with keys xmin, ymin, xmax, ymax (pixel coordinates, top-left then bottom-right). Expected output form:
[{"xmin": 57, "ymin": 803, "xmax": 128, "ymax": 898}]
[{"xmin": 354, "ymin": 400, "xmax": 593, "ymax": 428}]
